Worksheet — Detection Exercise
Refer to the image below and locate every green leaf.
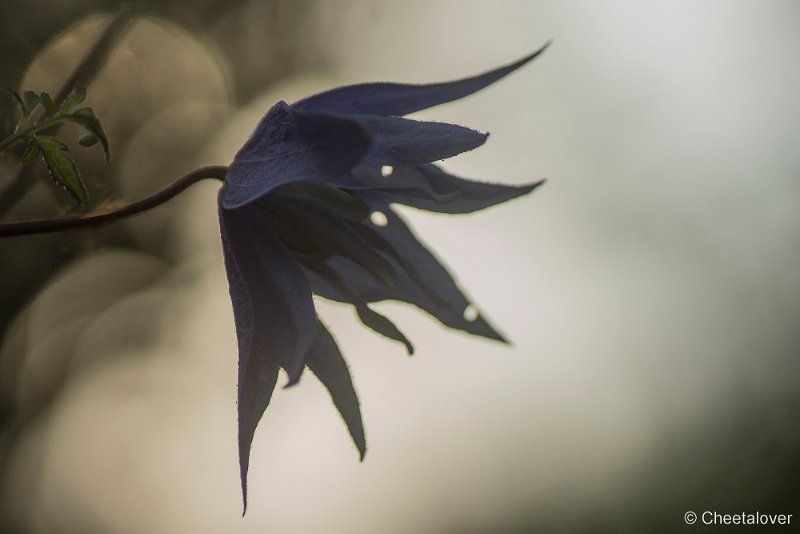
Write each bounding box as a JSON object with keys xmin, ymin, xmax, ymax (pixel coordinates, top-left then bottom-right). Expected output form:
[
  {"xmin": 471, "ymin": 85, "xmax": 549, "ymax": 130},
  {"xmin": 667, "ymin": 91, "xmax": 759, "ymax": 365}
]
[
  {"xmin": 20, "ymin": 139, "xmax": 40, "ymax": 164},
  {"xmin": 78, "ymin": 133, "xmax": 99, "ymax": 147},
  {"xmin": 33, "ymin": 135, "xmax": 87, "ymax": 205},
  {"xmin": 67, "ymin": 107, "xmax": 110, "ymax": 163},
  {"xmin": 40, "ymin": 92, "xmax": 58, "ymax": 115},
  {"xmin": 60, "ymin": 85, "xmax": 86, "ymax": 113}
]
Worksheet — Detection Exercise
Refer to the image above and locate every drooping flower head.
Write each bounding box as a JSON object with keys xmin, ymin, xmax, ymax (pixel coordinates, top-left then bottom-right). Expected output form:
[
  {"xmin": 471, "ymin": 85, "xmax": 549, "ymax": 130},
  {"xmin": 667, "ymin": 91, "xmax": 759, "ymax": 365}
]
[{"xmin": 218, "ymin": 43, "xmax": 550, "ymax": 511}]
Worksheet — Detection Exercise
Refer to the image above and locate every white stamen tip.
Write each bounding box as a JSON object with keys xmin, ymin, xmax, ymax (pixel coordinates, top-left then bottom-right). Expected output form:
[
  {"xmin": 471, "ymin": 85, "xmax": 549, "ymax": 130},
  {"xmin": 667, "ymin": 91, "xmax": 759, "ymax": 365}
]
[
  {"xmin": 370, "ymin": 211, "xmax": 388, "ymax": 227},
  {"xmin": 463, "ymin": 305, "xmax": 479, "ymax": 322}
]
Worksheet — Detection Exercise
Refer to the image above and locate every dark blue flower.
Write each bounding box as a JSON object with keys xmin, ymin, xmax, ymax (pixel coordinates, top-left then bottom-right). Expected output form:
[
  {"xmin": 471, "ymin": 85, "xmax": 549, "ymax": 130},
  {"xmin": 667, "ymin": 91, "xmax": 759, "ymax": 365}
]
[{"xmin": 218, "ymin": 43, "xmax": 549, "ymax": 511}]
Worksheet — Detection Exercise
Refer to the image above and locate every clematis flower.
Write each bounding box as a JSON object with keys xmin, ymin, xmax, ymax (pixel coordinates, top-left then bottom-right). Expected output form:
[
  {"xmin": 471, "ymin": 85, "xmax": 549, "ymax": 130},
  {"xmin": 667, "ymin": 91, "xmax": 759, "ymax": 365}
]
[{"xmin": 218, "ymin": 43, "xmax": 549, "ymax": 511}]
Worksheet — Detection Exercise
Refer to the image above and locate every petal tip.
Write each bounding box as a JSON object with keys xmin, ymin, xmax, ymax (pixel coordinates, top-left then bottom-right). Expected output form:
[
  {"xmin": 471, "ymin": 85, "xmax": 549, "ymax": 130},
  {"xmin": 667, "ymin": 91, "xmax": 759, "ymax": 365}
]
[
  {"xmin": 240, "ymin": 472, "xmax": 248, "ymax": 515},
  {"xmin": 493, "ymin": 329, "xmax": 511, "ymax": 345},
  {"xmin": 521, "ymin": 178, "xmax": 547, "ymax": 195},
  {"xmin": 283, "ymin": 375, "xmax": 301, "ymax": 389},
  {"xmin": 522, "ymin": 40, "xmax": 553, "ymax": 65},
  {"xmin": 283, "ymin": 360, "xmax": 307, "ymax": 389}
]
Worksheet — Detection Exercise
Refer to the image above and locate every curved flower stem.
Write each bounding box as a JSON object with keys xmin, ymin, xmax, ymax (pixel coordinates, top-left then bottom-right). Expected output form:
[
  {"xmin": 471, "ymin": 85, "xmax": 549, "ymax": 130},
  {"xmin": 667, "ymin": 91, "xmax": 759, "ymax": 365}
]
[{"xmin": 0, "ymin": 165, "xmax": 228, "ymax": 238}]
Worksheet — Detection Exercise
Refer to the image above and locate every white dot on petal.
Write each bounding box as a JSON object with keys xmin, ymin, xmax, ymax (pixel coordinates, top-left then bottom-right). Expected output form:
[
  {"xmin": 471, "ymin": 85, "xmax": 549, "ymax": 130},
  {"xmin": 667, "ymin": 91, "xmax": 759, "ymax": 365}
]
[
  {"xmin": 370, "ymin": 211, "xmax": 388, "ymax": 226},
  {"xmin": 380, "ymin": 165, "xmax": 394, "ymax": 177},
  {"xmin": 463, "ymin": 305, "xmax": 479, "ymax": 322}
]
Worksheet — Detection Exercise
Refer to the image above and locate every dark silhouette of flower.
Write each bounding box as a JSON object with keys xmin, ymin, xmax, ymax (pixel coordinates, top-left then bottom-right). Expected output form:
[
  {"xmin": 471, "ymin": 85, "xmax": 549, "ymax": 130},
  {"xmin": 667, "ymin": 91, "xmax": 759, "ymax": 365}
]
[{"xmin": 218, "ymin": 43, "xmax": 549, "ymax": 511}]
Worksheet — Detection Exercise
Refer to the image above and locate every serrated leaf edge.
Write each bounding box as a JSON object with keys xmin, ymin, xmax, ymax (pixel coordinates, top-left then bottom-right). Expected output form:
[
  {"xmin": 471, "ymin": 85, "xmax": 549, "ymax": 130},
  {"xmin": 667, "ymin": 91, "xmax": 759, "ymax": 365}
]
[{"xmin": 33, "ymin": 135, "xmax": 88, "ymax": 205}]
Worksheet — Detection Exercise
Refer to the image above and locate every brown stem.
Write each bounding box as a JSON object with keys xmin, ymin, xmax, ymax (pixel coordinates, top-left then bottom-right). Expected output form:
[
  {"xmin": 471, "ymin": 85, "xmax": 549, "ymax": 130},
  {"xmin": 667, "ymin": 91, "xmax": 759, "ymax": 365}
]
[{"xmin": 0, "ymin": 166, "xmax": 227, "ymax": 238}]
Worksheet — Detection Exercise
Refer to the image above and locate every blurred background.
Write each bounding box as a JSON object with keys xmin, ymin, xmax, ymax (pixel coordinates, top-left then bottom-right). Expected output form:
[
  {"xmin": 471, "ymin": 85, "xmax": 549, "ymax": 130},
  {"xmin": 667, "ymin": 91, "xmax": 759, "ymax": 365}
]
[{"xmin": 1, "ymin": 1, "xmax": 799, "ymax": 532}]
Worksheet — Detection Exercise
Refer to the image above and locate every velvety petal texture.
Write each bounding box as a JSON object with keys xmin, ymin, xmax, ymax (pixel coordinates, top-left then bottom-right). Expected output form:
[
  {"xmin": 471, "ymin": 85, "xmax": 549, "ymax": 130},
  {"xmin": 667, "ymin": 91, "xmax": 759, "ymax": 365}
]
[
  {"xmin": 344, "ymin": 163, "xmax": 546, "ymax": 213},
  {"xmin": 221, "ymin": 103, "xmax": 371, "ymax": 209},
  {"xmin": 217, "ymin": 45, "xmax": 548, "ymax": 512},
  {"xmin": 302, "ymin": 199, "xmax": 508, "ymax": 342},
  {"xmin": 219, "ymin": 206, "xmax": 317, "ymax": 512},
  {"xmin": 293, "ymin": 42, "xmax": 550, "ymax": 116},
  {"xmin": 305, "ymin": 321, "xmax": 366, "ymax": 459},
  {"xmin": 354, "ymin": 115, "xmax": 488, "ymax": 166}
]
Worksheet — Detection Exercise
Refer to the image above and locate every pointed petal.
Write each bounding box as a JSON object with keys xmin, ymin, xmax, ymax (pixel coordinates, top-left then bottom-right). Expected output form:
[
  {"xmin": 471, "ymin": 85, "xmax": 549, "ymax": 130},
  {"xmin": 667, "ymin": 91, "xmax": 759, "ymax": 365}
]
[
  {"xmin": 278, "ymin": 182, "xmax": 370, "ymax": 221},
  {"xmin": 293, "ymin": 43, "xmax": 551, "ymax": 116},
  {"xmin": 355, "ymin": 115, "xmax": 487, "ymax": 166},
  {"xmin": 366, "ymin": 203, "xmax": 507, "ymax": 341},
  {"xmin": 345, "ymin": 164, "xmax": 545, "ymax": 214},
  {"xmin": 349, "ymin": 221, "xmax": 450, "ymax": 307},
  {"xmin": 303, "ymin": 205, "xmax": 507, "ymax": 342},
  {"xmin": 221, "ymin": 101, "xmax": 371, "ymax": 209},
  {"xmin": 264, "ymin": 193, "xmax": 398, "ymax": 287},
  {"xmin": 219, "ymin": 203, "xmax": 317, "ymax": 510},
  {"xmin": 305, "ymin": 321, "xmax": 366, "ymax": 459},
  {"xmin": 238, "ymin": 359, "xmax": 278, "ymax": 515},
  {"xmin": 356, "ymin": 304, "xmax": 414, "ymax": 355}
]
